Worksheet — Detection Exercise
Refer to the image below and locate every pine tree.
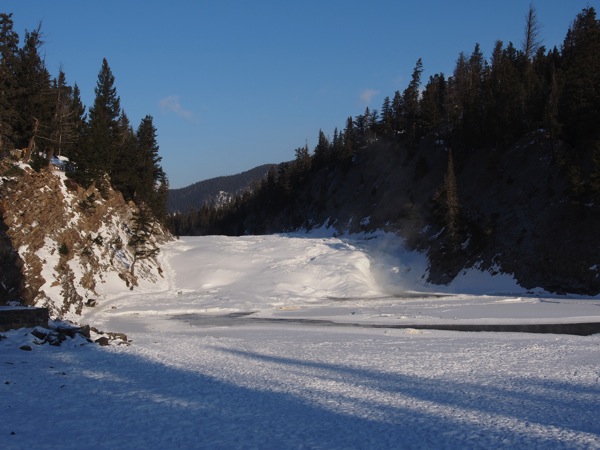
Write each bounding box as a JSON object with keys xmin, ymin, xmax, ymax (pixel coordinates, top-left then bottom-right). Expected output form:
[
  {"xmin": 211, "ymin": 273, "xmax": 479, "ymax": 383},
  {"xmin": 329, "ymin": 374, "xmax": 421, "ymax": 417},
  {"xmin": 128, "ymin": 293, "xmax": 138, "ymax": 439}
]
[
  {"xmin": 66, "ymin": 83, "xmax": 87, "ymax": 159},
  {"xmin": 463, "ymin": 44, "xmax": 487, "ymax": 145},
  {"xmin": 435, "ymin": 149, "xmax": 460, "ymax": 249},
  {"xmin": 560, "ymin": 7, "xmax": 600, "ymax": 149},
  {"xmin": 391, "ymin": 90, "xmax": 404, "ymax": 134},
  {"xmin": 0, "ymin": 13, "xmax": 19, "ymax": 152},
  {"xmin": 111, "ymin": 111, "xmax": 139, "ymax": 201},
  {"xmin": 341, "ymin": 116, "xmax": 355, "ymax": 161},
  {"xmin": 136, "ymin": 114, "xmax": 167, "ymax": 220},
  {"xmin": 129, "ymin": 205, "xmax": 159, "ymax": 276},
  {"xmin": 14, "ymin": 24, "xmax": 53, "ymax": 155},
  {"xmin": 354, "ymin": 108, "xmax": 368, "ymax": 147},
  {"xmin": 379, "ymin": 96, "xmax": 393, "ymax": 135},
  {"xmin": 312, "ymin": 129, "xmax": 330, "ymax": 170},
  {"xmin": 86, "ymin": 58, "xmax": 121, "ymax": 182},
  {"xmin": 402, "ymin": 58, "xmax": 423, "ymax": 146},
  {"xmin": 292, "ymin": 144, "xmax": 310, "ymax": 188},
  {"xmin": 522, "ymin": 3, "xmax": 542, "ymax": 61},
  {"xmin": 421, "ymin": 73, "xmax": 446, "ymax": 135},
  {"xmin": 45, "ymin": 69, "xmax": 83, "ymax": 161}
]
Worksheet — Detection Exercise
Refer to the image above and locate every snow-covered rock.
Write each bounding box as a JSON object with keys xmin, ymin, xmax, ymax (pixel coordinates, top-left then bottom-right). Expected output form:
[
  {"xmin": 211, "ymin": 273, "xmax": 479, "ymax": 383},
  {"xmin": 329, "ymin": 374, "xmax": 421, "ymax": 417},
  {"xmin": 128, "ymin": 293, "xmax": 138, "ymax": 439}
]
[{"xmin": 0, "ymin": 160, "xmax": 170, "ymax": 321}]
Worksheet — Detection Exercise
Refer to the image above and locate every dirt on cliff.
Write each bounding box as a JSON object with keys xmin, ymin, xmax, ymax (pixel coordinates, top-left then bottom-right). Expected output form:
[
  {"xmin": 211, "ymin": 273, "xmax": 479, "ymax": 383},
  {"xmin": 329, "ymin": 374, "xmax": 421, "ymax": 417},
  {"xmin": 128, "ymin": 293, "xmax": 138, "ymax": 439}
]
[{"xmin": 0, "ymin": 158, "xmax": 170, "ymax": 319}]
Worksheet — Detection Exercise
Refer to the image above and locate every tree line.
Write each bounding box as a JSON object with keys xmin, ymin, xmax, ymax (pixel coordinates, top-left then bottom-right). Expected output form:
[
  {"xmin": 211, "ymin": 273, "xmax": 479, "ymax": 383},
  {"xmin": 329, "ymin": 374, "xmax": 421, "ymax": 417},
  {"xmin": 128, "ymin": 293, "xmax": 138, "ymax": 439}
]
[
  {"xmin": 0, "ymin": 13, "xmax": 168, "ymax": 222},
  {"xmin": 168, "ymin": 6, "xmax": 600, "ymax": 236}
]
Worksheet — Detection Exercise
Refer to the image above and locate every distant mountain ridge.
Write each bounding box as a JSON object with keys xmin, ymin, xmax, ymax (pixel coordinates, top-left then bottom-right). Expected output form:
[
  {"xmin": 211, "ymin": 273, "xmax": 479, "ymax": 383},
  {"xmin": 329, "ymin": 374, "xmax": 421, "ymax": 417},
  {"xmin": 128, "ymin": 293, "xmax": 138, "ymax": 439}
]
[{"xmin": 168, "ymin": 164, "xmax": 275, "ymax": 213}]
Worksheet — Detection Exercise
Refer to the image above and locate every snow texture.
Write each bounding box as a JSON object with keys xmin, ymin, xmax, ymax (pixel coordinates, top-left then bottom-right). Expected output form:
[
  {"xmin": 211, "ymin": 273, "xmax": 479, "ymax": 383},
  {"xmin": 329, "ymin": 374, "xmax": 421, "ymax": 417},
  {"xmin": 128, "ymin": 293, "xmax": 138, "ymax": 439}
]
[{"xmin": 2, "ymin": 233, "xmax": 600, "ymax": 449}]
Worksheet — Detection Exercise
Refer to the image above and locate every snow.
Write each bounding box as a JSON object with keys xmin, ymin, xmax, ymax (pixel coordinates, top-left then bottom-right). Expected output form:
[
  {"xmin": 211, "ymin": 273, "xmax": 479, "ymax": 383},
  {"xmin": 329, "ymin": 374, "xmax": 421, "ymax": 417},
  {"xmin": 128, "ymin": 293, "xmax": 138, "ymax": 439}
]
[{"xmin": 2, "ymin": 233, "xmax": 600, "ymax": 449}]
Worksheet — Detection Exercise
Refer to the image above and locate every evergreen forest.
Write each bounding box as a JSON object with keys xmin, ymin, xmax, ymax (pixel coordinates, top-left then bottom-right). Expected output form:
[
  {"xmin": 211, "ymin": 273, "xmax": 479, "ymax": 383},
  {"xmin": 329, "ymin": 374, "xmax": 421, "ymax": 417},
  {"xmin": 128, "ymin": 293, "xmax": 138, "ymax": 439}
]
[
  {"xmin": 168, "ymin": 6, "xmax": 600, "ymax": 238},
  {"xmin": 0, "ymin": 13, "xmax": 168, "ymax": 222}
]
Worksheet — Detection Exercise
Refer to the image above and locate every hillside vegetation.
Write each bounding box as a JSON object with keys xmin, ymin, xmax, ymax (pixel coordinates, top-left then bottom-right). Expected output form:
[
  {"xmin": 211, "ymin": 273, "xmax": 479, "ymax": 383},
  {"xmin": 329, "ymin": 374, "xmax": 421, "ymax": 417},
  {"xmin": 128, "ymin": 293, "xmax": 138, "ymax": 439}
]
[
  {"xmin": 0, "ymin": 12, "xmax": 170, "ymax": 316},
  {"xmin": 168, "ymin": 164, "xmax": 274, "ymax": 213},
  {"xmin": 0, "ymin": 160, "xmax": 169, "ymax": 318},
  {"xmin": 169, "ymin": 7, "xmax": 600, "ymax": 295}
]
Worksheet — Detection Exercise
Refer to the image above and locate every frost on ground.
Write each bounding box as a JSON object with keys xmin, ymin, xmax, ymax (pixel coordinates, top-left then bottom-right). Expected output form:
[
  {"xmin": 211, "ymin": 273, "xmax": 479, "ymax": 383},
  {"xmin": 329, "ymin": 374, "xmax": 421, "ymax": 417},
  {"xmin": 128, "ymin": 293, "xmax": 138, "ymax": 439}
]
[{"xmin": 2, "ymin": 234, "xmax": 600, "ymax": 449}]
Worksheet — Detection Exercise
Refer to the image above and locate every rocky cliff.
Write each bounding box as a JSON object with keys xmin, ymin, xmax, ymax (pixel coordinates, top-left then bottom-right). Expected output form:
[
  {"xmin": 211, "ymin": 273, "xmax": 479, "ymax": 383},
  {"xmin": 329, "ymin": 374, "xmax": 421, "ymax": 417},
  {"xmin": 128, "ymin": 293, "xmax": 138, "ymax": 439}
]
[{"xmin": 0, "ymin": 158, "xmax": 170, "ymax": 320}]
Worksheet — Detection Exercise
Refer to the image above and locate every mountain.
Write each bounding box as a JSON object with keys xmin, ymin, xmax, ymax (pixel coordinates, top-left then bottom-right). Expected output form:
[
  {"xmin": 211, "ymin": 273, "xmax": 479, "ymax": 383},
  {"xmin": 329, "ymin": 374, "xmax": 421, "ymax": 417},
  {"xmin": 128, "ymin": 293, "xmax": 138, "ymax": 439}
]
[{"xmin": 168, "ymin": 164, "xmax": 275, "ymax": 213}]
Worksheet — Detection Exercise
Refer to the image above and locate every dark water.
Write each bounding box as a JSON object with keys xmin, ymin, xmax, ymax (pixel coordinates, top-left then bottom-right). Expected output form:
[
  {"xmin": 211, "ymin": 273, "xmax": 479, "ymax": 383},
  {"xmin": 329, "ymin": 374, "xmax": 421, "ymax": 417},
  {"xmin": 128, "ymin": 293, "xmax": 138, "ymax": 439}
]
[{"xmin": 172, "ymin": 313, "xmax": 600, "ymax": 336}]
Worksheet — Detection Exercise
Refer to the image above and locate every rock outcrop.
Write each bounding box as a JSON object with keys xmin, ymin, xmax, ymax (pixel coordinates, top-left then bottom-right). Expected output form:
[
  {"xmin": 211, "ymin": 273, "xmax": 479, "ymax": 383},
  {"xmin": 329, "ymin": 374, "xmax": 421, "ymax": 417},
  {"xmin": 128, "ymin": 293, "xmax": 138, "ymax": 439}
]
[{"xmin": 0, "ymin": 159, "xmax": 170, "ymax": 320}]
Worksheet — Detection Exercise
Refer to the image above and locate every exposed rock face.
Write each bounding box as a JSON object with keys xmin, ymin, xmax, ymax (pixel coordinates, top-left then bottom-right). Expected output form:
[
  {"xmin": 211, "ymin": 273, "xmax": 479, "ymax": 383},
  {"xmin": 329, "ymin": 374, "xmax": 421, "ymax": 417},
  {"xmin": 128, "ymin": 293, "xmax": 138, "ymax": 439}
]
[{"xmin": 0, "ymin": 160, "xmax": 170, "ymax": 319}]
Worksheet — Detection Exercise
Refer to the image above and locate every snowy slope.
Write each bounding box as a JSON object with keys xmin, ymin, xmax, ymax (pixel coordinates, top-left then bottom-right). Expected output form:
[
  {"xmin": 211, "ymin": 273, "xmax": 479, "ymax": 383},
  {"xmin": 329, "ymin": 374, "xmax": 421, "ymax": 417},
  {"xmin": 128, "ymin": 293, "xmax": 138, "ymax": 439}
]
[
  {"xmin": 2, "ymin": 233, "xmax": 600, "ymax": 449},
  {"xmin": 0, "ymin": 165, "xmax": 167, "ymax": 319}
]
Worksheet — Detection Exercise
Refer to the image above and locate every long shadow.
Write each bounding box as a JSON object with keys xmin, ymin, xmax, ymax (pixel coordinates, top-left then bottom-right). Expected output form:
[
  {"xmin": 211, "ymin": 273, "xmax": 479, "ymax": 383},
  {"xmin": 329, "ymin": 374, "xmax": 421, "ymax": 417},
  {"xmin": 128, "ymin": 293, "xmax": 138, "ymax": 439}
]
[
  {"xmin": 2, "ymin": 341, "xmax": 598, "ymax": 449},
  {"xmin": 218, "ymin": 347, "xmax": 600, "ymax": 438}
]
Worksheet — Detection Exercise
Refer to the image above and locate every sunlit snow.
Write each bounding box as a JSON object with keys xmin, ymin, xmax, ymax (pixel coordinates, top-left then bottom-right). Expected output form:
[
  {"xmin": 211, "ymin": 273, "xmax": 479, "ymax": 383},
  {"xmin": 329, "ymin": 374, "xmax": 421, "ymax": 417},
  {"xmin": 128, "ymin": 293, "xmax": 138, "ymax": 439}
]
[{"xmin": 2, "ymin": 233, "xmax": 599, "ymax": 449}]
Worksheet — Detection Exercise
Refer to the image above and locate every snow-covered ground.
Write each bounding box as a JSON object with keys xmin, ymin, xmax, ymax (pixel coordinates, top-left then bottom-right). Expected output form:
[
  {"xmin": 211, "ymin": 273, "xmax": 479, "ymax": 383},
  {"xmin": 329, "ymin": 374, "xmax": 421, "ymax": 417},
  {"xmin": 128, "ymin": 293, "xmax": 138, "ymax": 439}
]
[{"xmin": 2, "ymin": 233, "xmax": 600, "ymax": 449}]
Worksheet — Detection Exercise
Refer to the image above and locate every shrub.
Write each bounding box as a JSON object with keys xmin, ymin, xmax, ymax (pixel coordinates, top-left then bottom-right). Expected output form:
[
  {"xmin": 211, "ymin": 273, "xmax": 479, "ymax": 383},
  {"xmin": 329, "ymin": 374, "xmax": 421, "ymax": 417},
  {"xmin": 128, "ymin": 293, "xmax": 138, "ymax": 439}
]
[{"xmin": 58, "ymin": 243, "xmax": 69, "ymax": 256}]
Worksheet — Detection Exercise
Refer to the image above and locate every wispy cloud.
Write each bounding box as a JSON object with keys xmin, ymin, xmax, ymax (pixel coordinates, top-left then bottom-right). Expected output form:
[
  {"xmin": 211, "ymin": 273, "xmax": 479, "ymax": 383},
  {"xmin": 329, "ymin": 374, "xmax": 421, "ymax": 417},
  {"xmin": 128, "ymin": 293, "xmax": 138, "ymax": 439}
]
[
  {"xmin": 359, "ymin": 89, "xmax": 379, "ymax": 106},
  {"xmin": 159, "ymin": 95, "xmax": 197, "ymax": 123}
]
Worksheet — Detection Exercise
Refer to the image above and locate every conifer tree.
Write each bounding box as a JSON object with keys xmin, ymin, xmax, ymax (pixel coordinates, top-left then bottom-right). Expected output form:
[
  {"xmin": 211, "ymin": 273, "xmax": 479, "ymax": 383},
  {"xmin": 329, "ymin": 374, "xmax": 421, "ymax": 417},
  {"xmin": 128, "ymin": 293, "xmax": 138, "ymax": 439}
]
[
  {"xmin": 111, "ymin": 111, "xmax": 139, "ymax": 201},
  {"xmin": 66, "ymin": 83, "xmax": 87, "ymax": 159},
  {"xmin": 0, "ymin": 13, "xmax": 19, "ymax": 152},
  {"xmin": 86, "ymin": 58, "xmax": 121, "ymax": 182},
  {"xmin": 129, "ymin": 205, "xmax": 159, "ymax": 276},
  {"xmin": 136, "ymin": 114, "xmax": 167, "ymax": 220},
  {"xmin": 402, "ymin": 58, "xmax": 423, "ymax": 146},
  {"xmin": 312, "ymin": 129, "xmax": 330, "ymax": 170},
  {"xmin": 434, "ymin": 149, "xmax": 460, "ymax": 250},
  {"xmin": 379, "ymin": 96, "xmax": 393, "ymax": 135},
  {"xmin": 292, "ymin": 144, "xmax": 310, "ymax": 186},
  {"xmin": 13, "ymin": 24, "xmax": 53, "ymax": 157},
  {"xmin": 421, "ymin": 73, "xmax": 446, "ymax": 135},
  {"xmin": 47, "ymin": 69, "xmax": 82, "ymax": 161},
  {"xmin": 560, "ymin": 7, "xmax": 600, "ymax": 150},
  {"xmin": 522, "ymin": 3, "xmax": 542, "ymax": 61},
  {"xmin": 341, "ymin": 116, "xmax": 355, "ymax": 160}
]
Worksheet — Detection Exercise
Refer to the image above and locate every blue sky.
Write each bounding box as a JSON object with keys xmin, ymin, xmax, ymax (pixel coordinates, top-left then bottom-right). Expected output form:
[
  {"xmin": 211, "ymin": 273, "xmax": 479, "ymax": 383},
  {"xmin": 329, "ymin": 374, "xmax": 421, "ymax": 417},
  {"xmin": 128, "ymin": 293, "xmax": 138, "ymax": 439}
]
[{"xmin": 4, "ymin": 1, "xmax": 596, "ymax": 188}]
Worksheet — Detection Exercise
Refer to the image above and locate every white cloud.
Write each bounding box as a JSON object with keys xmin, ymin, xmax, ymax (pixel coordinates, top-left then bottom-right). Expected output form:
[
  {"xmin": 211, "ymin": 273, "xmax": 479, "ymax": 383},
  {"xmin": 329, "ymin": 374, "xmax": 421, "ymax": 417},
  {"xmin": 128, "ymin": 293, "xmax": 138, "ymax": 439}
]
[
  {"xmin": 159, "ymin": 95, "xmax": 197, "ymax": 122},
  {"xmin": 359, "ymin": 89, "xmax": 379, "ymax": 106}
]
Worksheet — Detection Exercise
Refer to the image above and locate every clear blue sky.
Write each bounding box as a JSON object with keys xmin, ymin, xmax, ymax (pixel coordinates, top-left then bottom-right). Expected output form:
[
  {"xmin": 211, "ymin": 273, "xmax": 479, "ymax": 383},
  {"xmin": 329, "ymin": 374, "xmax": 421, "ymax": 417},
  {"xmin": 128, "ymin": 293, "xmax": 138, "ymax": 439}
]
[{"xmin": 4, "ymin": 0, "xmax": 597, "ymax": 188}]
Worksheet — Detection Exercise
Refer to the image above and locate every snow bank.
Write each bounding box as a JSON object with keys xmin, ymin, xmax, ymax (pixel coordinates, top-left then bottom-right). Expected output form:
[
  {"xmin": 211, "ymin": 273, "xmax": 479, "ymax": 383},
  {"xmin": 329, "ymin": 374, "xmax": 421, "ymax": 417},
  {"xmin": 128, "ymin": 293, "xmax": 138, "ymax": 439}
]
[{"xmin": 2, "ymin": 233, "xmax": 600, "ymax": 449}]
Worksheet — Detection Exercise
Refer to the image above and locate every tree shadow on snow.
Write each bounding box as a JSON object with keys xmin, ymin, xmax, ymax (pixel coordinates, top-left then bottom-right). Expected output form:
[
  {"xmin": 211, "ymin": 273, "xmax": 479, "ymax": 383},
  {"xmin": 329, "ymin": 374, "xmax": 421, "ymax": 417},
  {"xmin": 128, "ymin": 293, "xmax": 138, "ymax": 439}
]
[
  {"xmin": 217, "ymin": 347, "xmax": 600, "ymax": 447},
  {"xmin": 2, "ymin": 343, "xmax": 599, "ymax": 450}
]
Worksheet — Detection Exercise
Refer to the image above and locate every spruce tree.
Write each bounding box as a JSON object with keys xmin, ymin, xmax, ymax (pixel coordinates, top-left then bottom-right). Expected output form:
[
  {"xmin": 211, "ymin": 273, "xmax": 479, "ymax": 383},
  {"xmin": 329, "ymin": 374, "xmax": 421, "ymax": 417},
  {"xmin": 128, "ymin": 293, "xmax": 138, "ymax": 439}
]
[
  {"xmin": 0, "ymin": 13, "xmax": 19, "ymax": 152},
  {"xmin": 560, "ymin": 7, "xmax": 600, "ymax": 150},
  {"xmin": 14, "ymin": 25, "xmax": 53, "ymax": 155},
  {"xmin": 136, "ymin": 114, "xmax": 167, "ymax": 220},
  {"xmin": 390, "ymin": 90, "xmax": 403, "ymax": 134},
  {"xmin": 65, "ymin": 83, "xmax": 87, "ymax": 160},
  {"xmin": 129, "ymin": 205, "xmax": 159, "ymax": 276},
  {"xmin": 522, "ymin": 3, "xmax": 542, "ymax": 61},
  {"xmin": 312, "ymin": 129, "xmax": 330, "ymax": 170},
  {"xmin": 402, "ymin": 58, "xmax": 423, "ymax": 146},
  {"xmin": 421, "ymin": 73, "xmax": 446, "ymax": 135},
  {"xmin": 111, "ymin": 111, "xmax": 139, "ymax": 201},
  {"xmin": 86, "ymin": 58, "xmax": 121, "ymax": 182},
  {"xmin": 47, "ymin": 69, "xmax": 83, "ymax": 161},
  {"xmin": 379, "ymin": 96, "xmax": 393, "ymax": 135}
]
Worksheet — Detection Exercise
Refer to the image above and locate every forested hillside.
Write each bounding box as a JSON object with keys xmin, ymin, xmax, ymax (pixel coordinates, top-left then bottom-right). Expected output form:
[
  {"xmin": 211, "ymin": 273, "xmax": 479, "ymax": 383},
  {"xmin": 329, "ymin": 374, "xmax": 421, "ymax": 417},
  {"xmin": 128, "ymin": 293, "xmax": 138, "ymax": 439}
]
[
  {"xmin": 0, "ymin": 13, "xmax": 168, "ymax": 221},
  {"xmin": 169, "ymin": 6, "xmax": 600, "ymax": 295},
  {"xmin": 168, "ymin": 163, "xmax": 274, "ymax": 214},
  {"xmin": 0, "ymin": 12, "xmax": 170, "ymax": 311}
]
